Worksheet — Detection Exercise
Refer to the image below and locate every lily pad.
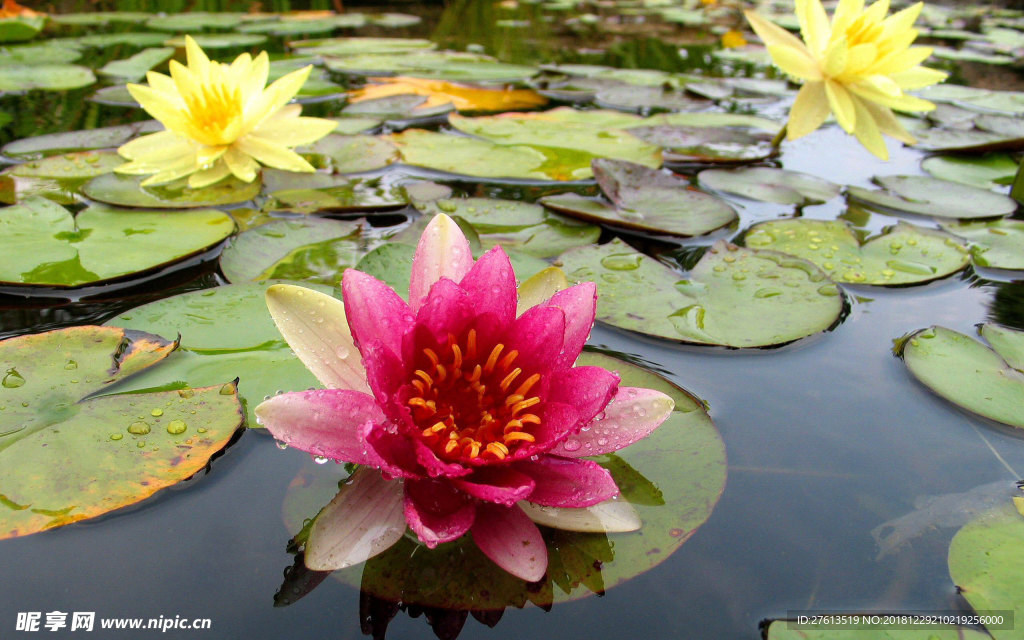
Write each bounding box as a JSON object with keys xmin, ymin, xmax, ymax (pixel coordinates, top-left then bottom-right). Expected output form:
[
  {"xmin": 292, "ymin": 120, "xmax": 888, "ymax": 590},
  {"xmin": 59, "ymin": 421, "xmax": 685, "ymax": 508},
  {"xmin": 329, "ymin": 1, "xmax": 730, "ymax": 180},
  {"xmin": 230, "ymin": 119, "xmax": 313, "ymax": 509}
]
[
  {"xmin": 0, "ymin": 326, "xmax": 243, "ymax": 539},
  {"xmin": 847, "ymin": 175, "xmax": 1018, "ymax": 219},
  {"xmin": 921, "ymin": 154, "xmax": 1018, "ymax": 189},
  {"xmin": 593, "ymin": 85, "xmax": 708, "ymax": 113},
  {"xmin": 97, "ymin": 48, "xmax": 175, "ymax": 82},
  {"xmin": 0, "ymin": 199, "xmax": 235, "ymax": 288},
  {"xmin": 264, "ymin": 172, "xmax": 407, "ymax": 213},
  {"xmin": 898, "ymin": 325, "xmax": 1024, "ymax": 430},
  {"xmin": 0, "ymin": 44, "xmax": 81, "ymax": 65},
  {"xmin": 392, "ymin": 129, "xmax": 560, "ymax": 181},
  {"xmin": 145, "ymin": 12, "xmax": 245, "ymax": 32},
  {"xmin": 911, "ymin": 127, "xmax": 1024, "ymax": 153},
  {"xmin": 627, "ymin": 125, "xmax": 775, "ymax": 164},
  {"xmin": 557, "ymin": 239, "xmax": 844, "ymax": 347},
  {"xmin": 1, "ymin": 121, "xmax": 162, "ymax": 161},
  {"xmin": 744, "ymin": 220, "xmax": 970, "ymax": 286},
  {"xmin": 291, "ymin": 36, "xmax": 435, "ymax": 57},
  {"xmin": 941, "ymin": 219, "xmax": 1024, "ymax": 270},
  {"xmin": 414, "ymin": 198, "xmax": 600, "ymax": 258},
  {"xmin": 220, "ymin": 218, "xmax": 381, "ymax": 285},
  {"xmin": 283, "ymin": 351, "xmax": 725, "ymax": 608},
  {"xmin": 162, "ymin": 34, "xmax": 268, "ymax": 50},
  {"xmin": 948, "ymin": 502, "xmax": 1024, "ymax": 640},
  {"xmin": 541, "ymin": 160, "xmax": 737, "ymax": 237},
  {"xmin": 699, "ymin": 167, "xmax": 840, "ymax": 205},
  {"xmin": 0, "ymin": 16, "xmax": 44, "ymax": 43},
  {"xmin": 297, "ymin": 134, "xmax": 398, "ymax": 174},
  {"xmin": 0, "ymin": 64, "xmax": 95, "ymax": 92},
  {"xmin": 48, "ymin": 11, "xmax": 150, "ymax": 25},
  {"xmin": 83, "ymin": 173, "xmax": 261, "ymax": 209},
  {"xmin": 104, "ymin": 283, "xmax": 334, "ymax": 428},
  {"xmin": 7, "ymin": 150, "xmax": 122, "ymax": 179},
  {"xmin": 75, "ymin": 33, "xmax": 171, "ymax": 49}
]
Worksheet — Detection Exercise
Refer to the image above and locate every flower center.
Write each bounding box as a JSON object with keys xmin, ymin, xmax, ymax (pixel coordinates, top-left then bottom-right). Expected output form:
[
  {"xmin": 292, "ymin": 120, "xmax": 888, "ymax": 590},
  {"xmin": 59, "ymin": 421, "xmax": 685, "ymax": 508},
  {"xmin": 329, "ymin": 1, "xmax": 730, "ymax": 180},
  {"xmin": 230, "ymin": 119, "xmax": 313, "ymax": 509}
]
[
  {"xmin": 184, "ymin": 80, "xmax": 243, "ymax": 143},
  {"xmin": 406, "ymin": 329, "xmax": 543, "ymax": 463}
]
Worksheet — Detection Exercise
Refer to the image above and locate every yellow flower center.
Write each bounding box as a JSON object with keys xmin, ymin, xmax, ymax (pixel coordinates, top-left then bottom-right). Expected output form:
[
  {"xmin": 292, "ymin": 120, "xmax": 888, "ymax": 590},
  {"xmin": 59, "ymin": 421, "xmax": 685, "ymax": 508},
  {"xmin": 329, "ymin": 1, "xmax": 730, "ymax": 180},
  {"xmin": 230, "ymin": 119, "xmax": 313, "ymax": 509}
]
[
  {"xmin": 183, "ymin": 81, "xmax": 243, "ymax": 145},
  {"xmin": 407, "ymin": 329, "xmax": 543, "ymax": 463}
]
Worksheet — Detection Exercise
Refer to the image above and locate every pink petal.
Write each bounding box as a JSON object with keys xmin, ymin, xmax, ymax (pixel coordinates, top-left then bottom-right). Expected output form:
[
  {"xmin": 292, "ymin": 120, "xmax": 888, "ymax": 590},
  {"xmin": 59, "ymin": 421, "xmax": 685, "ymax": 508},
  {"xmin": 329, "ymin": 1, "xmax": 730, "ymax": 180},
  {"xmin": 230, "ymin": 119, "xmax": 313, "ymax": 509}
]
[
  {"xmin": 256, "ymin": 389, "xmax": 385, "ymax": 466},
  {"xmin": 360, "ymin": 339, "xmax": 410, "ymax": 422},
  {"xmin": 305, "ymin": 468, "xmax": 406, "ymax": 571},
  {"xmin": 415, "ymin": 277, "xmax": 475, "ymax": 342},
  {"xmin": 452, "ymin": 467, "xmax": 536, "ymax": 507},
  {"xmin": 412, "ymin": 438, "xmax": 473, "ymax": 479},
  {"xmin": 504, "ymin": 305, "xmax": 566, "ymax": 376},
  {"xmin": 513, "ymin": 456, "xmax": 619, "ymax": 508},
  {"xmin": 543, "ymin": 282, "xmax": 597, "ymax": 369},
  {"xmin": 458, "ymin": 247, "xmax": 517, "ymax": 328},
  {"xmin": 409, "ymin": 214, "xmax": 474, "ymax": 314},
  {"xmin": 265, "ymin": 284, "xmax": 369, "ymax": 392},
  {"xmin": 516, "ymin": 401, "xmax": 582, "ymax": 456},
  {"xmin": 342, "ymin": 269, "xmax": 414, "ymax": 357},
  {"xmin": 545, "ymin": 365, "xmax": 619, "ymax": 425},
  {"xmin": 403, "ymin": 478, "xmax": 476, "ymax": 547},
  {"xmin": 551, "ymin": 387, "xmax": 675, "ymax": 458},
  {"xmin": 365, "ymin": 426, "xmax": 421, "ymax": 479},
  {"xmin": 471, "ymin": 503, "xmax": 547, "ymax": 582}
]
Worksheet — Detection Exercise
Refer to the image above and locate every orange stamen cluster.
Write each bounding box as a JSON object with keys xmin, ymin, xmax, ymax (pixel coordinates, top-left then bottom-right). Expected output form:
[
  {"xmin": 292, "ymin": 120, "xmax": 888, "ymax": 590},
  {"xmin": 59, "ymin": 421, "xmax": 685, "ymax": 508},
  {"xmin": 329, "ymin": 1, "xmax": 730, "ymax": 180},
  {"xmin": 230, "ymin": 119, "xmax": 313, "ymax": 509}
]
[{"xmin": 406, "ymin": 329, "xmax": 543, "ymax": 463}]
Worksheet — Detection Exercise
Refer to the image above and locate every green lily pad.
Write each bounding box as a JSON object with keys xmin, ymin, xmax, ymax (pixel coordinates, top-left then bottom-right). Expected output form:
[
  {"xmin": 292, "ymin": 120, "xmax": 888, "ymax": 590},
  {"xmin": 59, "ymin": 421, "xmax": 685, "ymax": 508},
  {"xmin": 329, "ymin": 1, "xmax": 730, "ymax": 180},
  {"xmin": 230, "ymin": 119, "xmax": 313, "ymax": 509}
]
[
  {"xmin": 643, "ymin": 111, "xmax": 783, "ymax": 132},
  {"xmin": 83, "ymin": 173, "xmax": 261, "ymax": 209},
  {"xmin": 541, "ymin": 159, "xmax": 737, "ymax": 237},
  {"xmin": 88, "ymin": 85, "xmax": 139, "ymax": 107},
  {"xmin": 392, "ymin": 129, "xmax": 559, "ymax": 181},
  {"xmin": 948, "ymin": 502, "xmax": 1024, "ymax": 640},
  {"xmin": 941, "ymin": 219, "xmax": 1024, "ymax": 270},
  {"xmin": 557, "ymin": 239, "xmax": 844, "ymax": 347},
  {"xmin": 283, "ymin": 351, "xmax": 724, "ymax": 608},
  {"xmin": 414, "ymin": 197, "xmax": 600, "ymax": 258},
  {"xmin": 626, "ymin": 125, "xmax": 775, "ymax": 164},
  {"xmin": 449, "ymin": 112, "xmax": 662, "ymax": 174},
  {"xmin": 327, "ymin": 117, "xmax": 380, "ymax": 135},
  {"xmin": 97, "ymin": 47, "xmax": 174, "ymax": 81},
  {"xmin": 145, "ymin": 12, "xmax": 245, "ymax": 32},
  {"xmin": 899, "ymin": 325, "xmax": 1024, "ymax": 430},
  {"xmin": 744, "ymin": 220, "xmax": 970, "ymax": 286},
  {"xmin": 921, "ymin": 154, "xmax": 1018, "ymax": 189},
  {"xmin": 699, "ymin": 167, "xmax": 840, "ymax": 205},
  {"xmin": 0, "ymin": 326, "xmax": 243, "ymax": 539},
  {"xmin": 7, "ymin": 150, "xmax": 123, "ymax": 179},
  {"xmin": 297, "ymin": 134, "xmax": 398, "ymax": 174},
  {"xmin": 368, "ymin": 12, "xmax": 422, "ymax": 27},
  {"xmin": 1, "ymin": 121, "xmax": 161, "ymax": 161},
  {"xmin": 104, "ymin": 282, "xmax": 335, "ymax": 428},
  {"xmin": 75, "ymin": 32, "xmax": 171, "ymax": 49},
  {"xmin": 236, "ymin": 18, "xmax": 340, "ymax": 37},
  {"xmin": 220, "ymin": 217, "xmax": 381, "ymax": 285},
  {"xmin": 291, "ymin": 36, "xmax": 435, "ymax": 57},
  {"xmin": 593, "ymin": 85, "xmax": 708, "ymax": 113},
  {"xmin": 911, "ymin": 128, "xmax": 1024, "ymax": 153},
  {"xmin": 49, "ymin": 11, "xmax": 151, "ymax": 25},
  {"xmin": 163, "ymin": 34, "xmax": 268, "ymax": 50},
  {"xmin": 0, "ymin": 199, "xmax": 235, "ymax": 288},
  {"xmin": 847, "ymin": 175, "xmax": 1018, "ymax": 219},
  {"xmin": 0, "ymin": 44, "xmax": 81, "ymax": 65},
  {"xmin": 0, "ymin": 64, "xmax": 95, "ymax": 92},
  {"xmin": 342, "ymin": 94, "xmax": 453, "ymax": 120},
  {"xmin": 0, "ymin": 16, "xmax": 44, "ymax": 43},
  {"xmin": 264, "ymin": 172, "xmax": 406, "ymax": 213}
]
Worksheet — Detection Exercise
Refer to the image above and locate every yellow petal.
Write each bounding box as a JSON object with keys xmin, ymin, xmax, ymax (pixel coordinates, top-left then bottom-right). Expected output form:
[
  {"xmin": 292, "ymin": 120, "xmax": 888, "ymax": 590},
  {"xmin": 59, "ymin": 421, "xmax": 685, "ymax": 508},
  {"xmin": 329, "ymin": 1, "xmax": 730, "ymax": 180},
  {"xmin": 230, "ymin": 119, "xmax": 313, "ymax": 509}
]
[
  {"xmin": 188, "ymin": 160, "xmax": 231, "ymax": 188},
  {"xmin": 196, "ymin": 145, "xmax": 227, "ymax": 168},
  {"xmin": 796, "ymin": 0, "xmax": 831, "ymax": 55},
  {"xmin": 252, "ymin": 114, "xmax": 338, "ymax": 146},
  {"xmin": 244, "ymin": 65, "xmax": 311, "ymax": 129},
  {"xmin": 239, "ymin": 51, "xmax": 269, "ymax": 106},
  {"xmin": 224, "ymin": 146, "xmax": 260, "ymax": 183},
  {"xmin": 767, "ymin": 44, "xmax": 822, "ymax": 80},
  {"xmin": 862, "ymin": 0, "xmax": 891, "ymax": 25},
  {"xmin": 889, "ymin": 66, "xmax": 947, "ymax": 89},
  {"xmin": 880, "ymin": 1, "xmax": 922, "ymax": 40},
  {"xmin": 844, "ymin": 42, "xmax": 877, "ymax": 76},
  {"xmin": 787, "ymin": 81, "xmax": 831, "ymax": 138},
  {"xmin": 861, "ymin": 99, "xmax": 916, "ymax": 144},
  {"xmin": 118, "ymin": 130, "xmax": 194, "ymax": 162},
  {"xmin": 850, "ymin": 95, "xmax": 888, "ymax": 159},
  {"xmin": 126, "ymin": 84, "xmax": 191, "ymax": 133},
  {"xmin": 744, "ymin": 10, "xmax": 809, "ymax": 52},
  {"xmin": 184, "ymin": 35, "xmax": 211, "ymax": 77},
  {"xmin": 825, "ymin": 79, "xmax": 857, "ymax": 132},
  {"xmin": 862, "ymin": 73, "xmax": 901, "ymax": 97},
  {"xmin": 235, "ymin": 134, "xmax": 316, "ymax": 172},
  {"xmin": 144, "ymin": 71, "xmax": 181, "ymax": 104},
  {"xmin": 873, "ymin": 46, "xmax": 933, "ymax": 75},
  {"xmin": 831, "ymin": 0, "xmax": 864, "ymax": 35},
  {"xmin": 847, "ymin": 81, "xmax": 935, "ymax": 112},
  {"xmin": 140, "ymin": 154, "xmax": 201, "ymax": 186},
  {"xmin": 823, "ymin": 36, "xmax": 849, "ymax": 77}
]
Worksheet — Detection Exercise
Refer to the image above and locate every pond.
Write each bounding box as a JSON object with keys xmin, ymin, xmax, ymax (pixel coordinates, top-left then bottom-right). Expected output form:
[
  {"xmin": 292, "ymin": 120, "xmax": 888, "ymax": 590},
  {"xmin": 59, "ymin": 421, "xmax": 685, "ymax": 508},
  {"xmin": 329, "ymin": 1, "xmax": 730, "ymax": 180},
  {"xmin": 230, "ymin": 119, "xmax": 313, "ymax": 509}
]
[{"xmin": 1, "ymin": 1, "xmax": 1023, "ymax": 639}]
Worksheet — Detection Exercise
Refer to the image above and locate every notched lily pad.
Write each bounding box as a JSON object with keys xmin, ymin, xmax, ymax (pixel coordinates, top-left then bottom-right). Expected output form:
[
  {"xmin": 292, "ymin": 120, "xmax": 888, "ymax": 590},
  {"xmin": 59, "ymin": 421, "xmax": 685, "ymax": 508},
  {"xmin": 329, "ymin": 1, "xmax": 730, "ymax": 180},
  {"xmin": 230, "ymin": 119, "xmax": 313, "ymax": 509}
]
[
  {"xmin": 941, "ymin": 219, "xmax": 1024, "ymax": 270},
  {"xmin": 541, "ymin": 159, "xmax": 737, "ymax": 237},
  {"xmin": 627, "ymin": 125, "xmax": 775, "ymax": 164},
  {"xmin": 898, "ymin": 325, "xmax": 1024, "ymax": 429},
  {"xmin": 847, "ymin": 175, "xmax": 1018, "ymax": 219},
  {"xmin": 0, "ymin": 199, "xmax": 235, "ymax": 288},
  {"xmin": 557, "ymin": 239, "xmax": 844, "ymax": 348},
  {"xmin": 744, "ymin": 219, "xmax": 970, "ymax": 285},
  {"xmin": 297, "ymin": 134, "xmax": 399, "ymax": 174},
  {"xmin": 699, "ymin": 167, "xmax": 840, "ymax": 206},
  {"xmin": 83, "ymin": 173, "xmax": 262, "ymax": 209},
  {"xmin": 0, "ymin": 326, "xmax": 243, "ymax": 539}
]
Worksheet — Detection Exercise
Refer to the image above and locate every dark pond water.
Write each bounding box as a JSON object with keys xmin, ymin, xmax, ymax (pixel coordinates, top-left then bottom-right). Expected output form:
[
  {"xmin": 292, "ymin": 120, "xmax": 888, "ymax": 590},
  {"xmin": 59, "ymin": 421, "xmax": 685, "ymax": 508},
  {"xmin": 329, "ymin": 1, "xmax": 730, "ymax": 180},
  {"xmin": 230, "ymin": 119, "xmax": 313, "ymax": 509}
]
[{"xmin": 2, "ymin": 2, "xmax": 1024, "ymax": 639}]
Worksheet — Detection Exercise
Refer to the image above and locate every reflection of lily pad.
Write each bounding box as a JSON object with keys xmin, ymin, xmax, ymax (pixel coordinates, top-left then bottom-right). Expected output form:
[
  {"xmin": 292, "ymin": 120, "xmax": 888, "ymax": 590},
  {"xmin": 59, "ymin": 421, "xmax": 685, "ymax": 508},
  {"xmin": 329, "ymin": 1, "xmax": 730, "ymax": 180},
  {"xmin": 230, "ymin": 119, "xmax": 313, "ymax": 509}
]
[
  {"xmin": 899, "ymin": 325, "xmax": 1024, "ymax": 430},
  {"xmin": 627, "ymin": 125, "xmax": 774, "ymax": 164},
  {"xmin": 282, "ymin": 351, "xmax": 725, "ymax": 608},
  {"xmin": 415, "ymin": 198, "xmax": 600, "ymax": 258},
  {"xmin": 220, "ymin": 218, "xmax": 380, "ymax": 285},
  {"xmin": 744, "ymin": 220, "xmax": 969, "ymax": 285},
  {"xmin": 104, "ymin": 283, "xmax": 334, "ymax": 428},
  {"xmin": 0, "ymin": 326, "xmax": 243, "ymax": 539},
  {"xmin": 699, "ymin": 167, "xmax": 840, "ymax": 205},
  {"xmin": 948, "ymin": 502, "xmax": 1024, "ymax": 640},
  {"xmin": 266, "ymin": 175, "xmax": 407, "ymax": 214},
  {"xmin": 0, "ymin": 199, "xmax": 235, "ymax": 288},
  {"xmin": 83, "ymin": 173, "xmax": 261, "ymax": 209},
  {"xmin": 558, "ymin": 239, "xmax": 844, "ymax": 347},
  {"xmin": 847, "ymin": 175, "xmax": 1017, "ymax": 219},
  {"xmin": 941, "ymin": 219, "xmax": 1024, "ymax": 270},
  {"xmin": 541, "ymin": 160, "xmax": 737, "ymax": 237}
]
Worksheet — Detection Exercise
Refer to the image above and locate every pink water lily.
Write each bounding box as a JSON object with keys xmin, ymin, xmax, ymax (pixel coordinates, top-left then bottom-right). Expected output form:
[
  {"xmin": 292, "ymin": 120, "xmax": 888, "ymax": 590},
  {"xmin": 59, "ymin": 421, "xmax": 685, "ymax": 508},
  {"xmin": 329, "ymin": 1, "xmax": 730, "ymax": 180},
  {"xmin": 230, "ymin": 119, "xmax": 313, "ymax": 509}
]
[{"xmin": 256, "ymin": 214, "xmax": 674, "ymax": 582}]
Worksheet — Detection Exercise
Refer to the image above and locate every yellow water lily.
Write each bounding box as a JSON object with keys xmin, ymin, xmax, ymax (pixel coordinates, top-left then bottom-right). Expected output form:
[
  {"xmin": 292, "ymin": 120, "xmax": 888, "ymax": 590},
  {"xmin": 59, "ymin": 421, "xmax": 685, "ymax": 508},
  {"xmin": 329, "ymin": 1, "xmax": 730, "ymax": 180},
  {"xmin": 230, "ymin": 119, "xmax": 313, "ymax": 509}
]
[
  {"xmin": 745, "ymin": 0, "xmax": 948, "ymax": 159},
  {"xmin": 115, "ymin": 35, "xmax": 337, "ymax": 188}
]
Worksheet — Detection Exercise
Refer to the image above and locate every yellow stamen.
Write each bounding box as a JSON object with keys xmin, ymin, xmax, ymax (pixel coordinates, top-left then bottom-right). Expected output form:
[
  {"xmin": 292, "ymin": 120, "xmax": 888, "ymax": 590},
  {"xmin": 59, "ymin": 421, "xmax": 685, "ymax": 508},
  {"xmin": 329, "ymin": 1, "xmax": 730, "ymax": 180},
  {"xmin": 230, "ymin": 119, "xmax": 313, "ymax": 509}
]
[
  {"xmin": 485, "ymin": 442, "xmax": 509, "ymax": 459},
  {"xmin": 466, "ymin": 364, "xmax": 482, "ymax": 382},
  {"xmin": 511, "ymin": 397, "xmax": 541, "ymax": 415},
  {"xmin": 499, "ymin": 367, "xmax": 522, "ymax": 392},
  {"xmin": 503, "ymin": 419, "xmax": 523, "ymax": 433},
  {"xmin": 411, "ymin": 380, "xmax": 426, "ymax": 395},
  {"xmin": 451, "ymin": 344, "xmax": 463, "ymax": 369},
  {"xmin": 484, "ymin": 344, "xmax": 504, "ymax": 374},
  {"xmin": 520, "ymin": 413, "xmax": 541, "ymax": 425},
  {"xmin": 498, "ymin": 350, "xmax": 519, "ymax": 371},
  {"xmin": 466, "ymin": 329, "xmax": 477, "ymax": 360},
  {"xmin": 513, "ymin": 373, "xmax": 541, "ymax": 397},
  {"xmin": 465, "ymin": 442, "xmax": 481, "ymax": 459},
  {"xmin": 504, "ymin": 394, "xmax": 525, "ymax": 407},
  {"xmin": 423, "ymin": 348, "xmax": 439, "ymax": 367},
  {"xmin": 504, "ymin": 431, "xmax": 536, "ymax": 444},
  {"xmin": 414, "ymin": 370, "xmax": 433, "ymax": 386},
  {"xmin": 444, "ymin": 440, "xmax": 460, "ymax": 454},
  {"xmin": 436, "ymin": 364, "xmax": 447, "ymax": 382}
]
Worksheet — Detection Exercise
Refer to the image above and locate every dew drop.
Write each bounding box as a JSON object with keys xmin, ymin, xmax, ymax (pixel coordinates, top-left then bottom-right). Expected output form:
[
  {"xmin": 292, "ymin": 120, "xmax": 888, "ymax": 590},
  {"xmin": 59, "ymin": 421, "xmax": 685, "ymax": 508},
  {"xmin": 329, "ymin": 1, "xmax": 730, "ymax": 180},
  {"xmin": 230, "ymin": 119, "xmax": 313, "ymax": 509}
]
[
  {"xmin": 127, "ymin": 421, "xmax": 151, "ymax": 435},
  {"xmin": 109, "ymin": 433, "xmax": 123, "ymax": 441},
  {"xmin": 276, "ymin": 440, "xmax": 288, "ymax": 450},
  {"xmin": 2, "ymin": 369, "xmax": 25, "ymax": 389},
  {"xmin": 313, "ymin": 455, "xmax": 329, "ymax": 464},
  {"xmin": 600, "ymin": 253, "xmax": 642, "ymax": 271},
  {"xmin": 151, "ymin": 408, "xmax": 164, "ymax": 417},
  {"xmin": 563, "ymin": 437, "xmax": 582, "ymax": 452},
  {"xmin": 166, "ymin": 420, "xmax": 187, "ymax": 435},
  {"xmin": 64, "ymin": 360, "xmax": 78, "ymax": 370}
]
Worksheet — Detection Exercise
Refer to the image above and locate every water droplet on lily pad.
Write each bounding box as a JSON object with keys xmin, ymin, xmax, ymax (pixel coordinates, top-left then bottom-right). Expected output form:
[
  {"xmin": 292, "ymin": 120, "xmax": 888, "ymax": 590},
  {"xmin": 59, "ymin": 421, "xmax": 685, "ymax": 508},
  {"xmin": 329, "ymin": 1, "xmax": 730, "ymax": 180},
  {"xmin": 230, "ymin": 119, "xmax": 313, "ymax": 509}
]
[
  {"xmin": 150, "ymin": 408, "xmax": 163, "ymax": 417},
  {"xmin": 127, "ymin": 421, "xmax": 151, "ymax": 435},
  {"xmin": 166, "ymin": 420, "xmax": 187, "ymax": 435},
  {"xmin": 601, "ymin": 253, "xmax": 643, "ymax": 271},
  {"xmin": 2, "ymin": 369, "xmax": 25, "ymax": 388}
]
